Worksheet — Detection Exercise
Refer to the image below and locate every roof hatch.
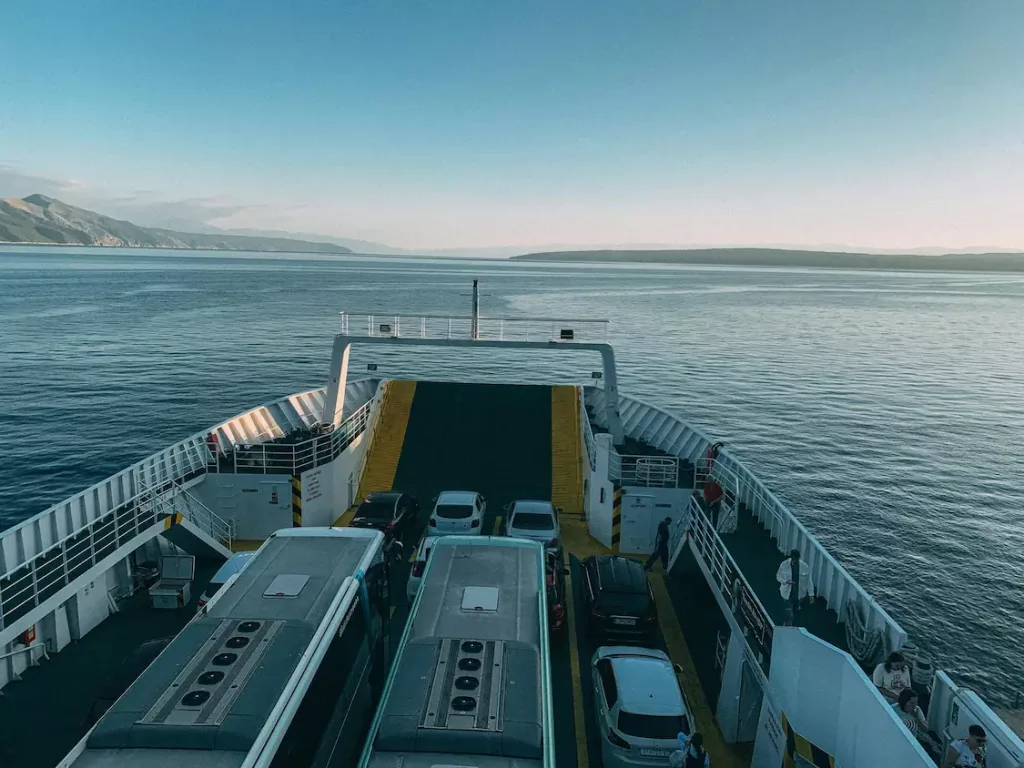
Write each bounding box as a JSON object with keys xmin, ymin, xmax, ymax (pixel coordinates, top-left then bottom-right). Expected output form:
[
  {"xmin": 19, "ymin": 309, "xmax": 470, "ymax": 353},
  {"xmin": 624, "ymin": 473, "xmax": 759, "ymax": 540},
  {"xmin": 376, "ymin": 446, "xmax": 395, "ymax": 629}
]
[{"xmin": 462, "ymin": 586, "xmax": 499, "ymax": 612}]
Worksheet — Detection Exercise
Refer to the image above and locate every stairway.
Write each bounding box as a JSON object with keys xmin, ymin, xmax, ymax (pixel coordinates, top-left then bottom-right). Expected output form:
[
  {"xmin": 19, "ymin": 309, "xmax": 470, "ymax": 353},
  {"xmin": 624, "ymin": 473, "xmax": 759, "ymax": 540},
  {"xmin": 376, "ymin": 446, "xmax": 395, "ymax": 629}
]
[
  {"xmin": 353, "ymin": 380, "xmax": 417, "ymax": 504},
  {"xmin": 551, "ymin": 386, "xmax": 584, "ymax": 515}
]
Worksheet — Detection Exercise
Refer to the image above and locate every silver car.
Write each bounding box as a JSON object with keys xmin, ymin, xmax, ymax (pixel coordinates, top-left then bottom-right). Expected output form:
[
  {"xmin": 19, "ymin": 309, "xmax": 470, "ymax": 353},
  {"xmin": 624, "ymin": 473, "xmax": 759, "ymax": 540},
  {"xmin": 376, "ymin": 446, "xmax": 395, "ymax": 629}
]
[
  {"xmin": 591, "ymin": 646, "xmax": 693, "ymax": 767},
  {"xmin": 502, "ymin": 499, "xmax": 561, "ymax": 552}
]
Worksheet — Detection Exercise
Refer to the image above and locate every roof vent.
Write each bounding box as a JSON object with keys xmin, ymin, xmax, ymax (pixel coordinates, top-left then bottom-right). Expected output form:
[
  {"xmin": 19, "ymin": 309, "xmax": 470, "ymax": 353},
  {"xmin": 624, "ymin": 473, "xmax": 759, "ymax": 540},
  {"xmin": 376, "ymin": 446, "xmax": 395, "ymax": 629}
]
[
  {"xmin": 225, "ymin": 636, "xmax": 250, "ymax": 649},
  {"xmin": 458, "ymin": 657, "xmax": 481, "ymax": 672},
  {"xmin": 451, "ymin": 696, "xmax": 477, "ymax": 711},
  {"xmin": 237, "ymin": 621, "xmax": 261, "ymax": 633},
  {"xmin": 198, "ymin": 671, "xmax": 224, "ymax": 685},
  {"xmin": 181, "ymin": 690, "xmax": 210, "ymax": 707},
  {"xmin": 455, "ymin": 676, "xmax": 479, "ymax": 690},
  {"xmin": 213, "ymin": 652, "xmax": 238, "ymax": 666},
  {"xmin": 461, "ymin": 640, "xmax": 484, "ymax": 654},
  {"xmin": 421, "ymin": 638, "xmax": 506, "ymax": 733}
]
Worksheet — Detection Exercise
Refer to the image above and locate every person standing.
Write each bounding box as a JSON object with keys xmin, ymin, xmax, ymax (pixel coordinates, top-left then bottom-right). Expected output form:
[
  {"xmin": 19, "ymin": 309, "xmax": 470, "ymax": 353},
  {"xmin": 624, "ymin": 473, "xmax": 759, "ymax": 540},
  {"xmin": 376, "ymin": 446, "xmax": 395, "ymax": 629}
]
[
  {"xmin": 644, "ymin": 516, "xmax": 673, "ymax": 572},
  {"xmin": 775, "ymin": 549, "xmax": 814, "ymax": 625},
  {"xmin": 669, "ymin": 732, "xmax": 709, "ymax": 767}
]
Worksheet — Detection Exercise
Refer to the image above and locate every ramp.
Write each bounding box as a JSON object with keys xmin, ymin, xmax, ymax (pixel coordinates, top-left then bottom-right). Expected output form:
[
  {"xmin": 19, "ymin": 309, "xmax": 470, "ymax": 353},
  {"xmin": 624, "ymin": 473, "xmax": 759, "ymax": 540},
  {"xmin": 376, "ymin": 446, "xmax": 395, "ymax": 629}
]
[
  {"xmin": 551, "ymin": 386, "xmax": 584, "ymax": 515},
  {"xmin": 391, "ymin": 381, "xmax": 552, "ymax": 533},
  {"xmin": 354, "ymin": 380, "xmax": 417, "ymax": 503}
]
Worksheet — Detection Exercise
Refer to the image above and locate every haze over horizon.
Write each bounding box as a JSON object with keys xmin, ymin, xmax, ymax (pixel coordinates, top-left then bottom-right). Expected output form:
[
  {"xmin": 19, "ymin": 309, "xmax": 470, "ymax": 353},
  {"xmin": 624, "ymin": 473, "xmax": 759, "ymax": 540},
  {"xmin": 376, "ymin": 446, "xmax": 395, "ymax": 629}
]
[{"xmin": 2, "ymin": 1, "xmax": 1021, "ymax": 253}]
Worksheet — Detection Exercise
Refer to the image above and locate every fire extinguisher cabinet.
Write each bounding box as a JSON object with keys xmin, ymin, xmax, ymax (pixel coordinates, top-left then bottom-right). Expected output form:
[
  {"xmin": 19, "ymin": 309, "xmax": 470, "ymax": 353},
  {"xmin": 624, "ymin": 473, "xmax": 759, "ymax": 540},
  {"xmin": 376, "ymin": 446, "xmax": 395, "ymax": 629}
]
[{"xmin": 148, "ymin": 555, "xmax": 196, "ymax": 609}]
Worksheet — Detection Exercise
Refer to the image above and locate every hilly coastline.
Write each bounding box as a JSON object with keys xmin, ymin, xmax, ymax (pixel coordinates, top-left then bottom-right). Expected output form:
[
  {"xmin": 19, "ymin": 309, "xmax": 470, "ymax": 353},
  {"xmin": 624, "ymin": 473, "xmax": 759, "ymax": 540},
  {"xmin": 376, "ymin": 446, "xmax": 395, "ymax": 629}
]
[
  {"xmin": 513, "ymin": 248, "xmax": 1024, "ymax": 272},
  {"xmin": 0, "ymin": 195, "xmax": 353, "ymax": 254}
]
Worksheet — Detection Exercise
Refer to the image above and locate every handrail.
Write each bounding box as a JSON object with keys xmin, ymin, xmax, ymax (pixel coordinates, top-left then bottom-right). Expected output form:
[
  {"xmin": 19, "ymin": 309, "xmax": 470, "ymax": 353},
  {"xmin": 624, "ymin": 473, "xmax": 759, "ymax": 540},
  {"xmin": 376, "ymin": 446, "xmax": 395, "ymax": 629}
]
[
  {"xmin": 339, "ymin": 311, "xmax": 610, "ymax": 343},
  {"xmin": 348, "ymin": 381, "xmax": 390, "ymax": 507},
  {"xmin": 0, "ymin": 640, "xmax": 49, "ymax": 663},
  {"xmin": 579, "ymin": 386, "xmax": 597, "ymax": 472},
  {"xmin": 608, "ymin": 452, "xmax": 680, "ymax": 488}
]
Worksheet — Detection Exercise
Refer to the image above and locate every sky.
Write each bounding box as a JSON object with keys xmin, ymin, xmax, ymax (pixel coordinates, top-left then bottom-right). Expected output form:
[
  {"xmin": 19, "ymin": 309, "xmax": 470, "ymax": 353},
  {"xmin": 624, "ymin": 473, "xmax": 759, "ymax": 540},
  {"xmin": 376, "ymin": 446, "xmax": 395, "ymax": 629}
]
[{"xmin": 2, "ymin": 1, "xmax": 1022, "ymax": 252}]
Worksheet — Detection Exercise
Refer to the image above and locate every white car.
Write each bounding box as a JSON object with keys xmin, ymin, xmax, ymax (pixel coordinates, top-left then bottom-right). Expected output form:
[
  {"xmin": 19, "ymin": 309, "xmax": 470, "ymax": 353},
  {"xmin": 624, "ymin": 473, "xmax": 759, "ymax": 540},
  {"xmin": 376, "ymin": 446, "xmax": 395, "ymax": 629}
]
[
  {"xmin": 428, "ymin": 490, "xmax": 486, "ymax": 535},
  {"xmin": 406, "ymin": 535, "xmax": 438, "ymax": 603},
  {"xmin": 503, "ymin": 500, "xmax": 560, "ymax": 552},
  {"xmin": 591, "ymin": 646, "xmax": 693, "ymax": 768}
]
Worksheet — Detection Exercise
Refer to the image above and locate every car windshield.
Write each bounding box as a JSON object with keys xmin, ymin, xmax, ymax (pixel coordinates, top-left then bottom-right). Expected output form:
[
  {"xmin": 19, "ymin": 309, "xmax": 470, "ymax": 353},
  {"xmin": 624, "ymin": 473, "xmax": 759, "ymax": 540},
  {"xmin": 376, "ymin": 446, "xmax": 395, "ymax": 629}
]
[
  {"xmin": 358, "ymin": 499, "xmax": 396, "ymax": 520},
  {"xmin": 511, "ymin": 511, "xmax": 554, "ymax": 530},
  {"xmin": 435, "ymin": 504, "xmax": 473, "ymax": 519},
  {"xmin": 617, "ymin": 711, "xmax": 688, "ymax": 740}
]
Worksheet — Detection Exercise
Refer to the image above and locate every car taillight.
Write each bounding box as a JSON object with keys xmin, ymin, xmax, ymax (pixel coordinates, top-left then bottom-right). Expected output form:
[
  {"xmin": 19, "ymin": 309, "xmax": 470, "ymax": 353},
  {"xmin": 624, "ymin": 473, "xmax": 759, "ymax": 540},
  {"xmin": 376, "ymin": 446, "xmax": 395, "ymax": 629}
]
[
  {"xmin": 412, "ymin": 562, "xmax": 425, "ymax": 577},
  {"xmin": 471, "ymin": 519, "xmax": 480, "ymax": 528},
  {"xmin": 607, "ymin": 728, "xmax": 631, "ymax": 749},
  {"xmin": 429, "ymin": 519, "xmax": 437, "ymax": 527},
  {"xmin": 643, "ymin": 613, "xmax": 658, "ymax": 623}
]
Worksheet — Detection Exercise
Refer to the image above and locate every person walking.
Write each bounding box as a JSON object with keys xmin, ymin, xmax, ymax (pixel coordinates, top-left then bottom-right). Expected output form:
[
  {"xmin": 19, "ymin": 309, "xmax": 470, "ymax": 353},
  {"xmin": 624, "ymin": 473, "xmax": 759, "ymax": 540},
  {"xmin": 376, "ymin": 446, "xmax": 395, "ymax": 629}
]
[{"xmin": 645, "ymin": 516, "xmax": 673, "ymax": 572}]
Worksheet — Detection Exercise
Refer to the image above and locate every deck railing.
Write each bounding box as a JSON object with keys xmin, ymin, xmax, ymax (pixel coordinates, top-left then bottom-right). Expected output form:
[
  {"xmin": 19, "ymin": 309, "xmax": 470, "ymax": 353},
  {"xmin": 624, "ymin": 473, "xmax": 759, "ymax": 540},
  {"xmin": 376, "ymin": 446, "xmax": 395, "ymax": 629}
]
[
  {"xmin": 340, "ymin": 312, "xmax": 610, "ymax": 343},
  {"xmin": 579, "ymin": 388, "xmax": 597, "ymax": 472},
  {"xmin": 0, "ymin": 480, "xmax": 232, "ymax": 633},
  {"xmin": 608, "ymin": 452, "xmax": 680, "ymax": 488},
  {"xmin": 348, "ymin": 381, "xmax": 390, "ymax": 507},
  {"xmin": 207, "ymin": 397, "xmax": 375, "ymax": 476}
]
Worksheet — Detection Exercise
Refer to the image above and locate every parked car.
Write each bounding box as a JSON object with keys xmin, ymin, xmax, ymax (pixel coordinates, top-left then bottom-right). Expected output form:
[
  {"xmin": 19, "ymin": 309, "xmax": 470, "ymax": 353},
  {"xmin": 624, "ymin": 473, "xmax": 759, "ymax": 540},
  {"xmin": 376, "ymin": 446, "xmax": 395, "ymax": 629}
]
[
  {"xmin": 580, "ymin": 555, "xmax": 658, "ymax": 644},
  {"xmin": 591, "ymin": 646, "xmax": 692, "ymax": 768},
  {"xmin": 502, "ymin": 500, "xmax": 561, "ymax": 554},
  {"xmin": 197, "ymin": 551, "xmax": 256, "ymax": 610},
  {"xmin": 350, "ymin": 491, "xmax": 419, "ymax": 540},
  {"xmin": 546, "ymin": 552, "xmax": 568, "ymax": 632},
  {"xmin": 428, "ymin": 490, "xmax": 486, "ymax": 535},
  {"xmin": 406, "ymin": 535, "xmax": 438, "ymax": 603}
]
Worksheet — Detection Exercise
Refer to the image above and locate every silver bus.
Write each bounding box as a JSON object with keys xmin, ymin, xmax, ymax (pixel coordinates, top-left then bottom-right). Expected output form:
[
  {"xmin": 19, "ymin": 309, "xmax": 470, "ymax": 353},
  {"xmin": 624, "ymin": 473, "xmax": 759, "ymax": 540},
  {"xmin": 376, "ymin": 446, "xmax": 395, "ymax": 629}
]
[
  {"xmin": 64, "ymin": 527, "xmax": 392, "ymax": 768},
  {"xmin": 359, "ymin": 535, "xmax": 555, "ymax": 768}
]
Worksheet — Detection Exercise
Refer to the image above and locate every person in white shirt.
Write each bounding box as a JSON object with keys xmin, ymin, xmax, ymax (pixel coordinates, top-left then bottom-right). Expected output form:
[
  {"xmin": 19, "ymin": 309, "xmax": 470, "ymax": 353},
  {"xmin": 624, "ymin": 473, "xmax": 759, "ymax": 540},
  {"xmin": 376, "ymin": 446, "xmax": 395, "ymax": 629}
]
[
  {"xmin": 942, "ymin": 724, "xmax": 987, "ymax": 767},
  {"xmin": 669, "ymin": 732, "xmax": 709, "ymax": 768},
  {"xmin": 872, "ymin": 651, "xmax": 913, "ymax": 703},
  {"xmin": 775, "ymin": 549, "xmax": 813, "ymax": 625}
]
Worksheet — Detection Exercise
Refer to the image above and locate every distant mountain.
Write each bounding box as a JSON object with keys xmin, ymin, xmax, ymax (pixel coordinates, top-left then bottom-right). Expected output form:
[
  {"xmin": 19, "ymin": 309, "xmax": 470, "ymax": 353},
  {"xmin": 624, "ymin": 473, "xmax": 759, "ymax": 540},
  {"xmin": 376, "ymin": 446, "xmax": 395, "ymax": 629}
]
[
  {"xmin": 0, "ymin": 195, "xmax": 353, "ymax": 254},
  {"xmin": 513, "ymin": 247, "xmax": 1024, "ymax": 272}
]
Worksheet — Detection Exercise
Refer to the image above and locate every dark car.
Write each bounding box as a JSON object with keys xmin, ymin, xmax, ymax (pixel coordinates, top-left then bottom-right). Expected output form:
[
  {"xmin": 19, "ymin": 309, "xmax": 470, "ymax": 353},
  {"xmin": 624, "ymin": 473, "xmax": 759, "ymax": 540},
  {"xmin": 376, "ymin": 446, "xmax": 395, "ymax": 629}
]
[
  {"xmin": 350, "ymin": 491, "xmax": 419, "ymax": 541},
  {"xmin": 580, "ymin": 555, "xmax": 658, "ymax": 644},
  {"xmin": 546, "ymin": 552, "xmax": 568, "ymax": 633}
]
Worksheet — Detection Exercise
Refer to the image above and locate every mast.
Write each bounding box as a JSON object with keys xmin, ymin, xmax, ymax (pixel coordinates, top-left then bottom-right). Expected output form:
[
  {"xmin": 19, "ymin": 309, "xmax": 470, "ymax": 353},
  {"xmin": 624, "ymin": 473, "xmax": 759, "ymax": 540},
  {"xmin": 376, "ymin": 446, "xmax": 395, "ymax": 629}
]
[{"xmin": 471, "ymin": 279, "xmax": 480, "ymax": 340}]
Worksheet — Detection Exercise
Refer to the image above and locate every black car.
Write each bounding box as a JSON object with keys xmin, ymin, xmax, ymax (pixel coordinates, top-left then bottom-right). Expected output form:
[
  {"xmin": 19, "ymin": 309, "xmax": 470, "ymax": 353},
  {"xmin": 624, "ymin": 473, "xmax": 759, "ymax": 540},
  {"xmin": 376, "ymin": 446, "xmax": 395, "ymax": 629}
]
[
  {"xmin": 350, "ymin": 491, "xmax": 419, "ymax": 541},
  {"xmin": 580, "ymin": 555, "xmax": 659, "ymax": 644}
]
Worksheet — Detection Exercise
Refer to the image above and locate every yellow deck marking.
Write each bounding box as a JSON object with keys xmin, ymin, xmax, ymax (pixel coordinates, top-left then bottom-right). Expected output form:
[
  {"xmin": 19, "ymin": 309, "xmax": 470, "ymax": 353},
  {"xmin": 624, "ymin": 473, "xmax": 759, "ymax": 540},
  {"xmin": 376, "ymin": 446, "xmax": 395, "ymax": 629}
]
[
  {"xmin": 334, "ymin": 507, "xmax": 357, "ymax": 527},
  {"xmin": 564, "ymin": 569, "xmax": 589, "ymax": 768},
  {"xmin": 491, "ymin": 515, "xmax": 502, "ymax": 536},
  {"xmin": 649, "ymin": 573, "xmax": 746, "ymax": 768},
  {"xmin": 231, "ymin": 539, "xmax": 265, "ymax": 552},
  {"xmin": 550, "ymin": 386, "xmax": 584, "ymax": 515}
]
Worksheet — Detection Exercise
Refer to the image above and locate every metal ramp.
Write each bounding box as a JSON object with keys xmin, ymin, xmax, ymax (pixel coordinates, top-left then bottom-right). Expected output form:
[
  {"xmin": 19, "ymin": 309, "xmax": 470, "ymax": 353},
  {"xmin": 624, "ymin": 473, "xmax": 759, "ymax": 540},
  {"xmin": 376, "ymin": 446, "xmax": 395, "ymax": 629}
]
[
  {"xmin": 0, "ymin": 483, "xmax": 232, "ymax": 648},
  {"xmin": 550, "ymin": 386, "xmax": 584, "ymax": 515}
]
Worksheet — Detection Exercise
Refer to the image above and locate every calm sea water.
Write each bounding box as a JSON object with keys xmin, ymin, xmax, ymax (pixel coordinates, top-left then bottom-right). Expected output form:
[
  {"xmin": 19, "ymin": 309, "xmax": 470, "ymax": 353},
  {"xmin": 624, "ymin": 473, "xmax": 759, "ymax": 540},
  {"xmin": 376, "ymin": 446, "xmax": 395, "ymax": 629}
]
[{"xmin": 2, "ymin": 246, "xmax": 1023, "ymax": 705}]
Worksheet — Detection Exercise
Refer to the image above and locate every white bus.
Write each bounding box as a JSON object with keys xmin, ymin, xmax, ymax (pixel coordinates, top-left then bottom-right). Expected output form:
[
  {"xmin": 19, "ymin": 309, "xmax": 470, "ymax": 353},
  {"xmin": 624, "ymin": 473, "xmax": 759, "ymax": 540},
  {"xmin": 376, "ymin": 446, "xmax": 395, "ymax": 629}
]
[
  {"xmin": 359, "ymin": 535, "xmax": 554, "ymax": 768},
  {"xmin": 64, "ymin": 527, "xmax": 392, "ymax": 768}
]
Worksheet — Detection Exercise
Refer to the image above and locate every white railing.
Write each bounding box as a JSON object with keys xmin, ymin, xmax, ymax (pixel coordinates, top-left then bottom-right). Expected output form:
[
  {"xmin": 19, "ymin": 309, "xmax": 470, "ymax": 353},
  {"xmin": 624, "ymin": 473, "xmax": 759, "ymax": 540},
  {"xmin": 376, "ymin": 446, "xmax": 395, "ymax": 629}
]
[
  {"xmin": 608, "ymin": 452, "xmax": 680, "ymax": 488},
  {"xmin": 579, "ymin": 387, "xmax": 597, "ymax": 472},
  {"xmin": 207, "ymin": 397, "xmax": 375, "ymax": 476},
  {"xmin": 340, "ymin": 312, "xmax": 610, "ymax": 343},
  {"xmin": 586, "ymin": 385, "xmax": 907, "ymax": 658},
  {"xmin": 348, "ymin": 381, "xmax": 390, "ymax": 507},
  {"xmin": 0, "ymin": 640, "xmax": 49, "ymax": 666},
  {"xmin": 168, "ymin": 483, "xmax": 235, "ymax": 550},
  {"xmin": 684, "ymin": 495, "xmax": 775, "ymax": 668}
]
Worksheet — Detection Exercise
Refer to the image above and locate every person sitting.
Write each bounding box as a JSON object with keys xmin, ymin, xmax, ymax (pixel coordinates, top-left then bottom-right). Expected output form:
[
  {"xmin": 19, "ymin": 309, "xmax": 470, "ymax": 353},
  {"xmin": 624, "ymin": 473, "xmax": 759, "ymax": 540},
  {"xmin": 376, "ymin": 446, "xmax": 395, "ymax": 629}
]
[
  {"xmin": 669, "ymin": 732, "xmax": 709, "ymax": 768},
  {"xmin": 872, "ymin": 651, "xmax": 913, "ymax": 703},
  {"xmin": 892, "ymin": 689, "xmax": 942, "ymax": 757},
  {"xmin": 942, "ymin": 724, "xmax": 987, "ymax": 767}
]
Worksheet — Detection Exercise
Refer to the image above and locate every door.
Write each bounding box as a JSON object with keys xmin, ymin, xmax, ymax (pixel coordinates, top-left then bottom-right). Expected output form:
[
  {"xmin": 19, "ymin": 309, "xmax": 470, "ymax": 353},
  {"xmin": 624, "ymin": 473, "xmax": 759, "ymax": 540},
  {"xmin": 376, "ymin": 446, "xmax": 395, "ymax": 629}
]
[{"xmin": 620, "ymin": 493, "xmax": 655, "ymax": 554}]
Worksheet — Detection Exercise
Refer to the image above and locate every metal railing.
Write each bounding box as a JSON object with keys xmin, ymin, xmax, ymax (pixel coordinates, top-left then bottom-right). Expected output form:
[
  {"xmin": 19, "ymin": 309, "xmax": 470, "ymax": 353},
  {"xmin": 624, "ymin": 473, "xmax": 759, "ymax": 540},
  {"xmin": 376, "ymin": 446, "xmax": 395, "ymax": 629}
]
[
  {"xmin": 0, "ymin": 640, "xmax": 49, "ymax": 666},
  {"xmin": 348, "ymin": 381, "xmax": 390, "ymax": 507},
  {"xmin": 0, "ymin": 481, "xmax": 233, "ymax": 633},
  {"xmin": 207, "ymin": 398, "xmax": 374, "ymax": 475},
  {"xmin": 675, "ymin": 495, "xmax": 775, "ymax": 668},
  {"xmin": 579, "ymin": 390, "xmax": 597, "ymax": 472},
  {"xmin": 609, "ymin": 453, "xmax": 680, "ymax": 488},
  {"xmin": 339, "ymin": 312, "xmax": 610, "ymax": 343}
]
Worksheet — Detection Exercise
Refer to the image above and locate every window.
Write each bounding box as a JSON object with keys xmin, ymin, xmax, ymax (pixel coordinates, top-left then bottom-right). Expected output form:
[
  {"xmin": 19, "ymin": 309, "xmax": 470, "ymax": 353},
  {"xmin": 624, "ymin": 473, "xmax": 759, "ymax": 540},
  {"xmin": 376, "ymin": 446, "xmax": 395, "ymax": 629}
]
[
  {"xmin": 511, "ymin": 512, "xmax": 554, "ymax": 530},
  {"xmin": 617, "ymin": 712, "xmax": 688, "ymax": 740},
  {"xmin": 357, "ymin": 499, "xmax": 396, "ymax": 520},
  {"xmin": 435, "ymin": 504, "xmax": 474, "ymax": 519},
  {"xmin": 271, "ymin": 597, "xmax": 371, "ymax": 767},
  {"xmin": 596, "ymin": 659, "xmax": 617, "ymax": 707}
]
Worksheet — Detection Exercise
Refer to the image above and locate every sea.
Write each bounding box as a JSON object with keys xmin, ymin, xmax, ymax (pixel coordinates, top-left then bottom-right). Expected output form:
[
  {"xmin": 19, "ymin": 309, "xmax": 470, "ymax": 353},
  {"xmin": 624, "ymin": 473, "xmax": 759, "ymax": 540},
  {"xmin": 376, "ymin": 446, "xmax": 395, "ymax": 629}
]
[{"xmin": 1, "ymin": 246, "xmax": 1022, "ymax": 706}]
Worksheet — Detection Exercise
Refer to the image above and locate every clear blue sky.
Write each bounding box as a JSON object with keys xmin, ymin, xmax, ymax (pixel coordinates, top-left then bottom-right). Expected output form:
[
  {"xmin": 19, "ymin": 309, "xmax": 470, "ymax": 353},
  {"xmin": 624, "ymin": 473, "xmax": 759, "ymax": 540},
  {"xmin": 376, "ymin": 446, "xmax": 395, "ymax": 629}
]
[{"xmin": 2, "ymin": 1, "xmax": 1022, "ymax": 250}]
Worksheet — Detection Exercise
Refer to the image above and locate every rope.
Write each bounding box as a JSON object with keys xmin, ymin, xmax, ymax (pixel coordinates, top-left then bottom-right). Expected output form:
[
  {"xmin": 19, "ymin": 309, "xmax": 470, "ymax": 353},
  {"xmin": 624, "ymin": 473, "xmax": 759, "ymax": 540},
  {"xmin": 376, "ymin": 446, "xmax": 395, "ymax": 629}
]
[{"xmin": 844, "ymin": 601, "xmax": 883, "ymax": 666}]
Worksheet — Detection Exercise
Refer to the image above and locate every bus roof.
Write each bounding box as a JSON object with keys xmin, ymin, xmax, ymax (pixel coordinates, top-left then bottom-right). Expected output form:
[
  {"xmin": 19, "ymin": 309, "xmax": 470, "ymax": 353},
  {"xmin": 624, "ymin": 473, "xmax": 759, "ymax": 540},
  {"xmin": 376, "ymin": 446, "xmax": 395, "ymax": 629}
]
[
  {"xmin": 76, "ymin": 528, "xmax": 383, "ymax": 768},
  {"xmin": 366, "ymin": 537, "xmax": 547, "ymax": 767}
]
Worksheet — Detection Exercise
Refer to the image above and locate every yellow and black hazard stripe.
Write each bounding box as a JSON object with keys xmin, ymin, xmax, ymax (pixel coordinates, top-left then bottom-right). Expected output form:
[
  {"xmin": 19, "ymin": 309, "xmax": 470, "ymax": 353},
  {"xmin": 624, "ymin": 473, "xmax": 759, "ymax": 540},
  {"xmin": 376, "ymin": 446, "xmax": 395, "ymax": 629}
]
[
  {"xmin": 162, "ymin": 512, "xmax": 184, "ymax": 530},
  {"xmin": 292, "ymin": 475, "xmax": 302, "ymax": 527},
  {"xmin": 781, "ymin": 711, "xmax": 835, "ymax": 768},
  {"xmin": 611, "ymin": 487, "xmax": 623, "ymax": 553}
]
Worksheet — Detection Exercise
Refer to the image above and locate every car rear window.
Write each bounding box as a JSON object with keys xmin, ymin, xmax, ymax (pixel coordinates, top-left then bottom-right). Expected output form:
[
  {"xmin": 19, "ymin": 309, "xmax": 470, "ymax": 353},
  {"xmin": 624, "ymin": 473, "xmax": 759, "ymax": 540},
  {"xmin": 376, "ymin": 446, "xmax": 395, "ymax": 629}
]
[
  {"xmin": 596, "ymin": 590, "xmax": 651, "ymax": 614},
  {"xmin": 358, "ymin": 499, "xmax": 396, "ymax": 519},
  {"xmin": 435, "ymin": 504, "xmax": 474, "ymax": 519},
  {"xmin": 617, "ymin": 712, "xmax": 689, "ymax": 740},
  {"xmin": 511, "ymin": 512, "xmax": 554, "ymax": 530}
]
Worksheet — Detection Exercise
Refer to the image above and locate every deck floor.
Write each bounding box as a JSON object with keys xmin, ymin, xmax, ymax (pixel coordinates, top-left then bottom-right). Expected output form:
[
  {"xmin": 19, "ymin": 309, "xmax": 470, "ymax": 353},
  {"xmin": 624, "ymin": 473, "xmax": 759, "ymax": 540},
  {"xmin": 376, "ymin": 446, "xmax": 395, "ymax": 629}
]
[{"xmin": 0, "ymin": 562, "xmax": 219, "ymax": 768}]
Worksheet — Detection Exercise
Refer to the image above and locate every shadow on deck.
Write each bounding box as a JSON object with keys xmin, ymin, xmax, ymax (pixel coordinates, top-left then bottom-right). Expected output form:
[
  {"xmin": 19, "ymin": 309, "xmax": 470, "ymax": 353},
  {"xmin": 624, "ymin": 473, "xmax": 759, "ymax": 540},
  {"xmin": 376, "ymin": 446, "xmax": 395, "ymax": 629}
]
[{"xmin": 0, "ymin": 562, "xmax": 219, "ymax": 768}]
